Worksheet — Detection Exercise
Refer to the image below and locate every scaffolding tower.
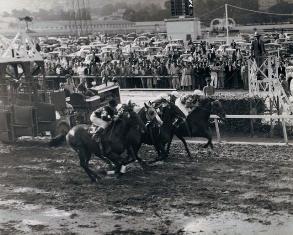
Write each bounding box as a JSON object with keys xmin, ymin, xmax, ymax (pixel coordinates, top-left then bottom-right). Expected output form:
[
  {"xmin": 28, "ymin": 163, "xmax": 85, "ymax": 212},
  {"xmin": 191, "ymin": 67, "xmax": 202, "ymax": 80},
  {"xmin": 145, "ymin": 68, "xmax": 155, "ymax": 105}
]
[{"xmin": 248, "ymin": 56, "xmax": 292, "ymax": 115}]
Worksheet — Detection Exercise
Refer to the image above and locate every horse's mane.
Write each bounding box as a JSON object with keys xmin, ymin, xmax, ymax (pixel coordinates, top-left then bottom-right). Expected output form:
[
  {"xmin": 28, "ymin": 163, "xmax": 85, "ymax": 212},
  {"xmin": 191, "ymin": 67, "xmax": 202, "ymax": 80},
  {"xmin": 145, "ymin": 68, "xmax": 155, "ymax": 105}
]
[
  {"xmin": 198, "ymin": 97, "xmax": 212, "ymax": 107},
  {"xmin": 188, "ymin": 97, "xmax": 212, "ymax": 118},
  {"xmin": 120, "ymin": 103, "xmax": 136, "ymax": 113}
]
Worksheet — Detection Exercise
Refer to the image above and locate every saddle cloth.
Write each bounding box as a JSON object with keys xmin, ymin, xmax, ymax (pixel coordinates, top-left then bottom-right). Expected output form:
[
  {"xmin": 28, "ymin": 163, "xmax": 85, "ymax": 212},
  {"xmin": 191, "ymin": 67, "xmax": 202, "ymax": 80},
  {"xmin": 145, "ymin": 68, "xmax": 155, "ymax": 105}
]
[
  {"xmin": 175, "ymin": 98, "xmax": 191, "ymax": 117},
  {"xmin": 91, "ymin": 116, "xmax": 110, "ymax": 129}
]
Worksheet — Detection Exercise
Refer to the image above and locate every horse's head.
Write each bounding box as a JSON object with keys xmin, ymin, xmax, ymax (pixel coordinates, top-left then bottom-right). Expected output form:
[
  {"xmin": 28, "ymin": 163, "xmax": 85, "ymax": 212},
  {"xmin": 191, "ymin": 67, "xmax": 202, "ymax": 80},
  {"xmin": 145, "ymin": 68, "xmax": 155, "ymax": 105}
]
[
  {"xmin": 119, "ymin": 101, "xmax": 146, "ymax": 132},
  {"xmin": 144, "ymin": 102, "xmax": 163, "ymax": 126},
  {"xmin": 211, "ymin": 100, "xmax": 226, "ymax": 121},
  {"xmin": 154, "ymin": 100, "xmax": 176, "ymax": 125}
]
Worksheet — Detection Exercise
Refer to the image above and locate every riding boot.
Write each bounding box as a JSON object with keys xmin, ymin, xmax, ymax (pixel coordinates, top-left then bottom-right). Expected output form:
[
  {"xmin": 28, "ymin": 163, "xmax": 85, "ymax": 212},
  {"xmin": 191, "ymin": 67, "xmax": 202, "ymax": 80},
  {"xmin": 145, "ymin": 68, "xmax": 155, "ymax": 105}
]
[
  {"xmin": 92, "ymin": 127, "xmax": 104, "ymax": 148},
  {"xmin": 173, "ymin": 118, "xmax": 185, "ymax": 129},
  {"xmin": 145, "ymin": 121, "xmax": 152, "ymax": 129},
  {"xmin": 172, "ymin": 118, "xmax": 179, "ymax": 129}
]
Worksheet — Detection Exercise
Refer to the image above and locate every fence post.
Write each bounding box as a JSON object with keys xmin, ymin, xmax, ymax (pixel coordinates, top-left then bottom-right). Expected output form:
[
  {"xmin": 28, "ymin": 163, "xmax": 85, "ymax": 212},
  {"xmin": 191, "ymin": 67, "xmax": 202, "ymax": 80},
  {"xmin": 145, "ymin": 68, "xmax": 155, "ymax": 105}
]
[
  {"xmin": 214, "ymin": 117, "xmax": 221, "ymax": 143},
  {"xmin": 281, "ymin": 118, "xmax": 288, "ymax": 145}
]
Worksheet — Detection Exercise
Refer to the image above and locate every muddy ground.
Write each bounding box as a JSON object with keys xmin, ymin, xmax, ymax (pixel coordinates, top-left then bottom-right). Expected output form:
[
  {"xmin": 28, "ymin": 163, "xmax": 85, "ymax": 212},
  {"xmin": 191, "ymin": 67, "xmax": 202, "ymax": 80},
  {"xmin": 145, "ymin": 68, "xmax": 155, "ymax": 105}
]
[{"xmin": 0, "ymin": 139, "xmax": 293, "ymax": 235}]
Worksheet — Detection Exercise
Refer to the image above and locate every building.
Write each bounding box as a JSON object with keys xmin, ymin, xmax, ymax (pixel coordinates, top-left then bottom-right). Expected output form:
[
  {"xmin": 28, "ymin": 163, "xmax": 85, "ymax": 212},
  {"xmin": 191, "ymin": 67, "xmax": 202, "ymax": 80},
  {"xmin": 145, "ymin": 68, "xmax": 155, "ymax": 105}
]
[
  {"xmin": 0, "ymin": 18, "xmax": 168, "ymax": 37},
  {"xmin": 28, "ymin": 19, "xmax": 135, "ymax": 36},
  {"xmin": 135, "ymin": 21, "xmax": 166, "ymax": 33},
  {"xmin": 165, "ymin": 17, "xmax": 201, "ymax": 41},
  {"xmin": 98, "ymin": 9, "xmax": 127, "ymax": 21},
  {"xmin": 258, "ymin": 0, "xmax": 280, "ymax": 11}
]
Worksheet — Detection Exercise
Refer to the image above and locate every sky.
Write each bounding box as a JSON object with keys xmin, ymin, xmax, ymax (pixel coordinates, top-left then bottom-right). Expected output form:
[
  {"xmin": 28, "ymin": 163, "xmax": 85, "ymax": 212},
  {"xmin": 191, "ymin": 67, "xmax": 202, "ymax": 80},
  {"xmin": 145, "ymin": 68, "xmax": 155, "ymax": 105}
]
[
  {"xmin": 0, "ymin": 0, "xmax": 163, "ymax": 13},
  {"xmin": 0, "ymin": 0, "xmax": 57, "ymax": 12}
]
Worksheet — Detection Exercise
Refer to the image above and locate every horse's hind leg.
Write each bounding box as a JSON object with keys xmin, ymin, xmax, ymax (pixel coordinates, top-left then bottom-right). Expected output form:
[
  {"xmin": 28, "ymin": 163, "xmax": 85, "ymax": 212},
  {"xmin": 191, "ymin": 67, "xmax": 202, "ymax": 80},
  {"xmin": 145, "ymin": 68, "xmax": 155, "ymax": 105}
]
[
  {"xmin": 202, "ymin": 128, "xmax": 213, "ymax": 149},
  {"xmin": 78, "ymin": 148, "xmax": 99, "ymax": 182},
  {"xmin": 177, "ymin": 134, "xmax": 192, "ymax": 159}
]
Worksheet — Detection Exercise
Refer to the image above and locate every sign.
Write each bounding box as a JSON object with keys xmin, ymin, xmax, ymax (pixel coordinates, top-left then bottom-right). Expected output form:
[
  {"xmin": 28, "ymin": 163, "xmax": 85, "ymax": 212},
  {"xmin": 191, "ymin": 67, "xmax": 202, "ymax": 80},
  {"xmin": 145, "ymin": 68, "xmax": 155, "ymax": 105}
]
[{"xmin": 171, "ymin": 0, "xmax": 193, "ymax": 17}]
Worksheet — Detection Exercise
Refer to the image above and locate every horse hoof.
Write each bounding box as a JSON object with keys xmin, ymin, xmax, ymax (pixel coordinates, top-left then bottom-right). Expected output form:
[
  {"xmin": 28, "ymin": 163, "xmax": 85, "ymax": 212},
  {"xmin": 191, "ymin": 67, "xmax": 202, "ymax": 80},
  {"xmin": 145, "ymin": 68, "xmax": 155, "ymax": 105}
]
[
  {"xmin": 154, "ymin": 157, "xmax": 165, "ymax": 162},
  {"xmin": 106, "ymin": 170, "xmax": 116, "ymax": 175},
  {"xmin": 120, "ymin": 165, "xmax": 127, "ymax": 174},
  {"xmin": 142, "ymin": 162, "xmax": 149, "ymax": 168},
  {"xmin": 140, "ymin": 162, "xmax": 150, "ymax": 171}
]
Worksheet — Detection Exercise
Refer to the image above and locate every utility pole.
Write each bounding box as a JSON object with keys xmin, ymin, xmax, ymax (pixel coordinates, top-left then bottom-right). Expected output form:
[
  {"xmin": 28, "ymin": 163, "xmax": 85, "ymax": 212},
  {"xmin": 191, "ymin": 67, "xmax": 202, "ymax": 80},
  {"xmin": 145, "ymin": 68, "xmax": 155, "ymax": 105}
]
[
  {"xmin": 225, "ymin": 3, "xmax": 229, "ymax": 45},
  {"xmin": 82, "ymin": 0, "xmax": 88, "ymax": 35},
  {"xmin": 77, "ymin": 0, "xmax": 83, "ymax": 36}
]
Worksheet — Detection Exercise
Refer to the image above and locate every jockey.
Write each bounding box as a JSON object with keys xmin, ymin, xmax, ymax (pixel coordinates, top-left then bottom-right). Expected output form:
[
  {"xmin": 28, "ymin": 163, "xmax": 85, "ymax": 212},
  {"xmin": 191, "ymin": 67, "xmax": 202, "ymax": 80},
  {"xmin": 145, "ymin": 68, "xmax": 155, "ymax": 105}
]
[
  {"xmin": 175, "ymin": 94, "xmax": 192, "ymax": 117},
  {"xmin": 151, "ymin": 91, "xmax": 185, "ymax": 128},
  {"xmin": 192, "ymin": 89, "xmax": 204, "ymax": 108},
  {"xmin": 90, "ymin": 98, "xmax": 118, "ymax": 142},
  {"xmin": 152, "ymin": 90, "xmax": 181, "ymax": 105},
  {"xmin": 175, "ymin": 90, "xmax": 204, "ymax": 118}
]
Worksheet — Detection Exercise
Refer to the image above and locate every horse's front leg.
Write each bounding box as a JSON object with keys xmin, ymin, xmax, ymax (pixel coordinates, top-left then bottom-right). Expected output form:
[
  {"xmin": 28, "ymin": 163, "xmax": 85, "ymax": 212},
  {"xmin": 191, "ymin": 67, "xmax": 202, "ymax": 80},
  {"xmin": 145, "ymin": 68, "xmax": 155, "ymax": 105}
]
[
  {"xmin": 150, "ymin": 143, "xmax": 167, "ymax": 163},
  {"xmin": 127, "ymin": 146, "xmax": 149, "ymax": 170},
  {"xmin": 202, "ymin": 128, "xmax": 213, "ymax": 149},
  {"xmin": 166, "ymin": 135, "xmax": 173, "ymax": 156},
  {"xmin": 176, "ymin": 134, "xmax": 193, "ymax": 159},
  {"xmin": 203, "ymin": 139, "xmax": 213, "ymax": 149},
  {"xmin": 104, "ymin": 151, "xmax": 127, "ymax": 175}
]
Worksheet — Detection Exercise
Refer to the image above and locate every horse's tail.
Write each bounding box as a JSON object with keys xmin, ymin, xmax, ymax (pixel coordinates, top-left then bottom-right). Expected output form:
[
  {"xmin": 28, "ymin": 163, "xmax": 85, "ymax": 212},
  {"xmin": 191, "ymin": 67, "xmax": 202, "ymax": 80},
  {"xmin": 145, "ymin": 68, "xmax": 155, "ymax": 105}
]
[
  {"xmin": 65, "ymin": 125, "xmax": 92, "ymax": 151},
  {"xmin": 49, "ymin": 134, "xmax": 67, "ymax": 147}
]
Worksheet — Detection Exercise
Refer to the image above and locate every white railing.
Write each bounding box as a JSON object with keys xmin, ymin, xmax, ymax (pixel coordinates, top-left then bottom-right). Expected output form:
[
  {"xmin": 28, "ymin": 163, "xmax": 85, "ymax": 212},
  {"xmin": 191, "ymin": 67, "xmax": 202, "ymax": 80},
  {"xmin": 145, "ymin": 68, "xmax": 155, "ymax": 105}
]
[{"xmin": 211, "ymin": 114, "xmax": 293, "ymax": 144}]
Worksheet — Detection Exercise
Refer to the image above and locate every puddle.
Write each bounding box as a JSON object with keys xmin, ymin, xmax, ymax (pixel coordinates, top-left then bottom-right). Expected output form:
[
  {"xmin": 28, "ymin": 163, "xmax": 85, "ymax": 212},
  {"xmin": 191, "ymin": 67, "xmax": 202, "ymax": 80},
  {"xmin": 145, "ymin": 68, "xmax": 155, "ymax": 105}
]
[
  {"xmin": 182, "ymin": 212, "xmax": 293, "ymax": 235},
  {"xmin": 0, "ymin": 206, "xmax": 73, "ymax": 234},
  {"xmin": 0, "ymin": 199, "xmax": 42, "ymax": 212},
  {"xmin": 12, "ymin": 187, "xmax": 49, "ymax": 194},
  {"xmin": 0, "ymin": 199, "xmax": 23, "ymax": 207},
  {"xmin": 0, "ymin": 144, "xmax": 11, "ymax": 154},
  {"xmin": 43, "ymin": 208, "xmax": 71, "ymax": 217},
  {"xmin": 270, "ymin": 195, "xmax": 293, "ymax": 203},
  {"xmin": 268, "ymin": 182, "xmax": 293, "ymax": 190},
  {"xmin": 15, "ymin": 165, "xmax": 49, "ymax": 172}
]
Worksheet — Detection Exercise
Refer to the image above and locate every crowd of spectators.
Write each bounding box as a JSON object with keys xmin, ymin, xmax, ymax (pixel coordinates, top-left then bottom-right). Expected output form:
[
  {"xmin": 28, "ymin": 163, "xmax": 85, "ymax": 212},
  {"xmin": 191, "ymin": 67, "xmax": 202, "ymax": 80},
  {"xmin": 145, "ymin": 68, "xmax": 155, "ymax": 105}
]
[{"xmin": 43, "ymin": 35, "xmax": 289, "ymax": 94}]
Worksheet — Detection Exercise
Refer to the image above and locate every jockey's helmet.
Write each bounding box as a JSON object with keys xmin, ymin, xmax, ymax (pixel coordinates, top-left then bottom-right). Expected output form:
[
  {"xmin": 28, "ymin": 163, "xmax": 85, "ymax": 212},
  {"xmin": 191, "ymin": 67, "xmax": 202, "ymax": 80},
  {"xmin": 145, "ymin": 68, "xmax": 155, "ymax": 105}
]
[
  {"xmin": 171, "ymin": 91, "xmax": 180, "ymax": 98},
  {"xmin": 193, "ymin": 90, "xmax": 204, "ymax": 96}
]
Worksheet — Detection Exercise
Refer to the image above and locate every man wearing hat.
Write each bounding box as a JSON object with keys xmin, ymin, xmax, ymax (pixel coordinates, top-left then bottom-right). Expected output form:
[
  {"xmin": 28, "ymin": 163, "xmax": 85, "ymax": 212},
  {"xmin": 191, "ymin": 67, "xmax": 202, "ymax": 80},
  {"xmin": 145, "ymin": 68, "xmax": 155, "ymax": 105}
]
[
  {"xmin": 251, "ymin": 32, "xmax": 266, "ymax": 67},
  {"xmin": 203, "ymin": 77, "xmax": 215, "ymax": 97},
  {"xmin": 280, "ymin": 74, "xmax": 291, "ymax": 97}
]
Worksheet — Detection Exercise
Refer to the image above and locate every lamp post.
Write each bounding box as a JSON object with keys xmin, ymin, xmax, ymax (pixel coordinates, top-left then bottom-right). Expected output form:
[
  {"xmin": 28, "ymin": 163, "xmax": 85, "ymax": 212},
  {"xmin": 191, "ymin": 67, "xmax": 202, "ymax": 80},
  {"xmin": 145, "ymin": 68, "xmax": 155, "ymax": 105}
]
[{"xmin": 225, "ymin": 4, "xmax": 229, "ymax": 45}]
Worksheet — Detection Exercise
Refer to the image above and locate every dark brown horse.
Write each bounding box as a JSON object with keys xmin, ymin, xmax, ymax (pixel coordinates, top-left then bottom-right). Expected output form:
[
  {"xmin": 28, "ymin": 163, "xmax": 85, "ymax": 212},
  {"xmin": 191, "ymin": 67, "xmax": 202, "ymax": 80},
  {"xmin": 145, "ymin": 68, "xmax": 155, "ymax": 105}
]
[
  {"xmin": 66, "ymin": 103, "xmax": 146, "ymax": 182},
  {"xmin": 137, "ymin": 103, "xmax": 169, "ymax": 161},
  {"xmin": 155, "ymin": 98, "xmax": 226, "ymax": 158}
]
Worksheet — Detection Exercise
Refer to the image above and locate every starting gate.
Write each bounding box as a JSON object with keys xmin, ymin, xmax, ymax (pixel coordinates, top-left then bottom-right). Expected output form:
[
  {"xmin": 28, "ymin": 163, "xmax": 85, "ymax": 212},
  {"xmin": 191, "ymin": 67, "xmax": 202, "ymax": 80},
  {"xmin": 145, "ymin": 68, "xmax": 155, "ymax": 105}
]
[{"xmin": 0, "ymin": 32, "xmax": 57, "ymax": 143}]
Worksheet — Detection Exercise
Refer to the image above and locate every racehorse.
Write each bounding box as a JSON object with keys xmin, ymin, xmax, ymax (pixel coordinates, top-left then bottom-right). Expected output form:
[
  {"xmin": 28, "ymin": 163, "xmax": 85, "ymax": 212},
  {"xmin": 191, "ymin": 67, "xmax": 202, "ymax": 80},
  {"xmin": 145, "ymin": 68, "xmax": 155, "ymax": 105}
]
[
  {"xmin": 137, "ymin": 103, "xmax": 169, "ymax": 161},
  {"xmin": 66, "ymin": 102, "xmax": 146, "ymax": 182},
  {"xmin": 154, "ymin": 98, "xmax": 226, "ymax": 158}
]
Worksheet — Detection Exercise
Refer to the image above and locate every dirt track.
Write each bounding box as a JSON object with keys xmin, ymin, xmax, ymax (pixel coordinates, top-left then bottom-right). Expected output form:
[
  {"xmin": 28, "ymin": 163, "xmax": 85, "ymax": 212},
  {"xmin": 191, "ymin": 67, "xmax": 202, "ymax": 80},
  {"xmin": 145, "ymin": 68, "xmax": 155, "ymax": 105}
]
[{"xmin": 0, "ymin": 139, "xmax": 293, "ymax": 234}]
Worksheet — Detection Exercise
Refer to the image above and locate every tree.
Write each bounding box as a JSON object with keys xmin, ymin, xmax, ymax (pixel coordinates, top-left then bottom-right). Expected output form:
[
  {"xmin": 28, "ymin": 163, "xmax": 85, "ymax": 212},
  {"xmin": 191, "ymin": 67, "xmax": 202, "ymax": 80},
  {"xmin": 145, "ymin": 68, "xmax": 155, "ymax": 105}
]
[
  {"xmin": 100, "ymin": 4, "xmax": 115, "ymax": 16},
  {"xmin": 19, "ymin": 16, "xmax": 33, "ymax": 31},
  {"xmin": 2, "ymin": 11, "xmax": 10, "ymax": 17},
  {"xmin": 123, "ymin": 8, "xmax": 136, "ymax": 21}
]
